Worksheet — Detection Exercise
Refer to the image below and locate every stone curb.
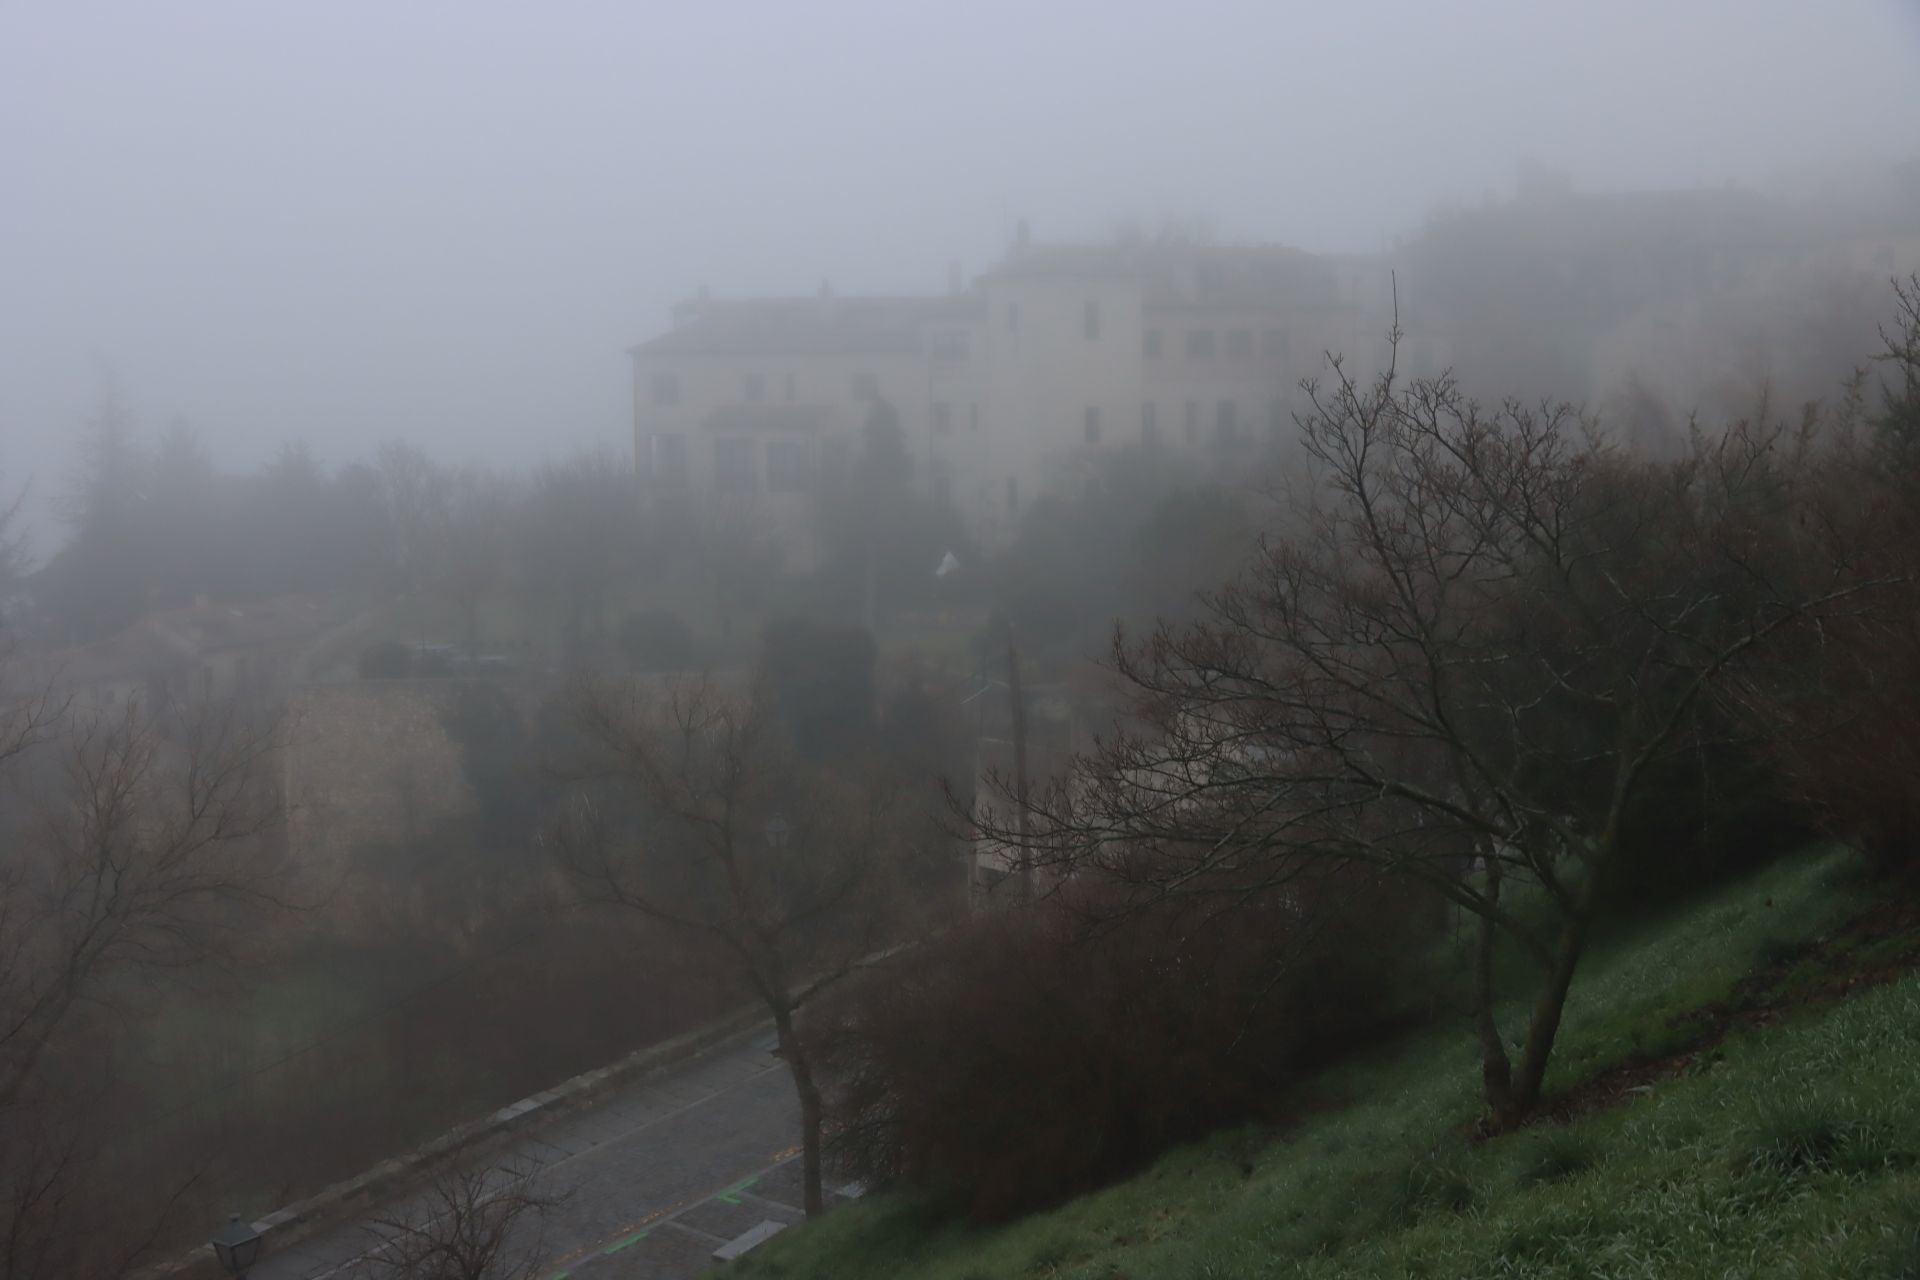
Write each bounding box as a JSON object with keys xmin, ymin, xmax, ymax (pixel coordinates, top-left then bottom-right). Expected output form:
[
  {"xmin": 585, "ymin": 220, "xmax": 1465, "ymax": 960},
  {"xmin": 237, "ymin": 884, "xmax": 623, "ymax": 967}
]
[{"xmin": 146, "ymin": 1003, "xmax": 771, "ymax": 1280}]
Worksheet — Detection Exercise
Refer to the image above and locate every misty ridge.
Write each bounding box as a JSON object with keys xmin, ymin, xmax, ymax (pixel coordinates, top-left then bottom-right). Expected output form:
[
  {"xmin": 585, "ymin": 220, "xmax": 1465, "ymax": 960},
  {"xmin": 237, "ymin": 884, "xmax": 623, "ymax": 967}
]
[{"xmin": 5, "ymin": 4, "xmax": 1920, "ymax": 1278}]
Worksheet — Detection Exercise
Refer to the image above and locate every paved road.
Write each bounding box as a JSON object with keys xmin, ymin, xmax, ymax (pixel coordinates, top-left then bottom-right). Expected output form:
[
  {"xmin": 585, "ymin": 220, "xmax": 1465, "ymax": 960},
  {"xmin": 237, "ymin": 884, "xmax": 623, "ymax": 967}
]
[{"xmin": 254, "ymin": 1025, "xmax": 824, "ymax": 1280}]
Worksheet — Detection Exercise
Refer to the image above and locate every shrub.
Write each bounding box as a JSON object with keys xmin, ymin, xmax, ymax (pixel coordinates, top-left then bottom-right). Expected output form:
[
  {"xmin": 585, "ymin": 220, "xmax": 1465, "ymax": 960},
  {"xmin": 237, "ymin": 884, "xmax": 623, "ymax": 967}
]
[{"xmin": 814, "ymin": 872, "xmax": 1430, "ymax": 1221}]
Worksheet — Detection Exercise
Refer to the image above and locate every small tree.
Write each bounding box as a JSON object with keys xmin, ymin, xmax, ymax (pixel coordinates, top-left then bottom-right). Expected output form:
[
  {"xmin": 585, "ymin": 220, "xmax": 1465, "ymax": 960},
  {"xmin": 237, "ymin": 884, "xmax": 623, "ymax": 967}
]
[
  {"xmin": 983, "ymin": 345, "xmax": 1881, "ymax": 1127},
  {"xmin": 555, "ymin": 677, "xmax": 911, "ymax": 1215},
  {"xmin": 353, "ymin": 1165, "xmax": 560, "ymax": 1280}
]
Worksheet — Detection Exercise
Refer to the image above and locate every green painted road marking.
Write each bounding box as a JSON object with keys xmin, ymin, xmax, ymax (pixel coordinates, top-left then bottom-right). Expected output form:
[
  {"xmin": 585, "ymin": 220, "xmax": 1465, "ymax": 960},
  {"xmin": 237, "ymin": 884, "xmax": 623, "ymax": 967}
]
[
  {"xmin": 717, "ymin": 1174, "xmax": 760, "ymax": 1204},
  {"xmin": 549, "ymin": 1273, "xmax": 570, "ymax": 1279},
  {"xmin": 603, "ymin": 1231, "xmax": 649, "ymax": 1255}
]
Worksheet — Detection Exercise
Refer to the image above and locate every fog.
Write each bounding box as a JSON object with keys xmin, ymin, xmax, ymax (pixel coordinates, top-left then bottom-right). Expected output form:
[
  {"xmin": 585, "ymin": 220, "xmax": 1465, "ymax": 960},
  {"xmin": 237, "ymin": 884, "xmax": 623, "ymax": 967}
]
[
  {"xmin": 11, "ymin": 5, "xmax": 1920, "ymax": 1269},
  {"xmin": 5, "ymin": 0, "xmax": 1919, "ymax": 549}
]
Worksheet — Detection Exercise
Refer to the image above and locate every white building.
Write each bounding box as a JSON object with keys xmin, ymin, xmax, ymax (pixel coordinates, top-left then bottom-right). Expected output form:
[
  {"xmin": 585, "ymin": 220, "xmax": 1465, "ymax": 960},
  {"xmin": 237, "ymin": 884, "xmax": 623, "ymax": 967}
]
[{"xmin": 629, "ymin": 229, "xmax": 1415, "ymax": 560}]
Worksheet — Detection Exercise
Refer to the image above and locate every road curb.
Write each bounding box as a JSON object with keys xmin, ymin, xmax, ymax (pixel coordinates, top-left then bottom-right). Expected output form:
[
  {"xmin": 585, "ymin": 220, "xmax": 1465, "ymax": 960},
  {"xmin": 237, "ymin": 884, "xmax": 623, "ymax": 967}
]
[{"xmin": 144, "ymin": 1003, "xmax": 770, "ymax": 1280}]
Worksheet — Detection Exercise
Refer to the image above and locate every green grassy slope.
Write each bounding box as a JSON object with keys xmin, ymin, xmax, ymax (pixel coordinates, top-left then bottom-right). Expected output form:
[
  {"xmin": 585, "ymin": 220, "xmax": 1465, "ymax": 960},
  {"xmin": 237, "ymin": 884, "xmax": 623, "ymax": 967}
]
[{"xmin": 733, "ymin": 849, "xmax": 1920, "ymax": 1279}]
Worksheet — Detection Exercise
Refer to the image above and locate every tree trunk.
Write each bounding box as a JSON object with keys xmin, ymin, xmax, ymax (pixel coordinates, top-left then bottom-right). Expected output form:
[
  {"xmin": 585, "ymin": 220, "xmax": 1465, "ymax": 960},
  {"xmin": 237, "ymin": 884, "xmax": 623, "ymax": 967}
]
[
  {"xmin": 1471, "ymin": 862, "xmax": 1518, "ymax": 1129},
  {"xmin": 1007, "ymin": 627, "xmax": 1032, "ymax": 901},
  {"xmin": 774, "ymin": 1008, "xmax": 827, "ymax": 1218},
  {"xmin": 1510, "ymin": 911, "xmax": 1590, "ymax": 1114}
]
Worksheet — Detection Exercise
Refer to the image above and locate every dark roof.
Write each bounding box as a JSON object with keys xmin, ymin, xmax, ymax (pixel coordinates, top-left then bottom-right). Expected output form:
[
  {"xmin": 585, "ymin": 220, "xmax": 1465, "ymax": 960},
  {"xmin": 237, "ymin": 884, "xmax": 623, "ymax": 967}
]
[
  {"xmin": 632, "ymin": 296, "xmax": 983, "ymax": 358},
  {"xmin": 703, "ymin": 404, "xmax": 832, "ymax": 434}
]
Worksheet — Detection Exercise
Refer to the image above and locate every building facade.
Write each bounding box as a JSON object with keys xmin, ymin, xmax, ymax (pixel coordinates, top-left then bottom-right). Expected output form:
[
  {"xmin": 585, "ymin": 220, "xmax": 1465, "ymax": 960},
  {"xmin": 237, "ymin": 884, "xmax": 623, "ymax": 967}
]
[{"xmin": 629, "ymin": 231, "xmax": 1411, "ymax": 558}]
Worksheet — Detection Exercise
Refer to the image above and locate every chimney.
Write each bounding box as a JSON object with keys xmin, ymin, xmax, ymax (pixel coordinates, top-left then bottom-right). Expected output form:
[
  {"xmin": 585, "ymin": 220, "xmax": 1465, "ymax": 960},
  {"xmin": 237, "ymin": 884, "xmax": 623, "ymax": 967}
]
[
  {"xmin": 817, "ymin": 278, "xmax": 835, "ymax": 301},
  {"xmin": 1012, "ymin": 218, "xmax": 1031, "ymax": 257}
]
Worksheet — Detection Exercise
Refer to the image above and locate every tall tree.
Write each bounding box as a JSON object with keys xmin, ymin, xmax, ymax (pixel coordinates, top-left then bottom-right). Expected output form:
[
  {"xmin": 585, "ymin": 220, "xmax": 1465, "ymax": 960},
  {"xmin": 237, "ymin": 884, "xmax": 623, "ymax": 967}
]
[
  {"xmin": 982, "ymin": 346, "xmax": 1881, "ymax": 1128},
  {"xmin": 43, "ymin": 376, "xmax": 151, "ymax": 637},
  {"xmin": 0, "ymin": 664, "xmax": 285, "ymax": 1275},
  {"xmin": 556, "ymin": 677, "xmax": 913, "ymax": 1215}
]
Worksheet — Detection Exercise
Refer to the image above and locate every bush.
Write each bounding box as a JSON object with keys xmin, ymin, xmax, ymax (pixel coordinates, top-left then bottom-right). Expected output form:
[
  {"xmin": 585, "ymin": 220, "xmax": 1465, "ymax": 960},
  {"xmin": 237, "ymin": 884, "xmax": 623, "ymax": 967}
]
[
  {"xmin": 619, "ymin": 608, "xmax": 698, "ymax": 672},
  {"xmin": 814, "ymin": 873, "xmax": 1430, "ymax": 1221}
]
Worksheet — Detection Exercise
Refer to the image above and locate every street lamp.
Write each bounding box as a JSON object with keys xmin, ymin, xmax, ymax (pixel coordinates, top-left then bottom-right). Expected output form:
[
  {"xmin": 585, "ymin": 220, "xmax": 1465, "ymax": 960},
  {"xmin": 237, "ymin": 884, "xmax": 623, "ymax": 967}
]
[
  {"xmin": 209, "ymin": 1214, "xmax": 263, "ymax": 1278},
  {"xmin": 762, "ymin": 815, "xmax": 792, "ymax": 849}
]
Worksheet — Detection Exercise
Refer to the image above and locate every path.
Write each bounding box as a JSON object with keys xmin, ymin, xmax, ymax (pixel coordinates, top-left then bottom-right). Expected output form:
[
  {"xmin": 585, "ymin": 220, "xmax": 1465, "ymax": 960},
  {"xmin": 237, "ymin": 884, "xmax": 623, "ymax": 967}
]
[{"xmin": 252, "ymin": 1025, "xmax": 827, "ymax": 1279}]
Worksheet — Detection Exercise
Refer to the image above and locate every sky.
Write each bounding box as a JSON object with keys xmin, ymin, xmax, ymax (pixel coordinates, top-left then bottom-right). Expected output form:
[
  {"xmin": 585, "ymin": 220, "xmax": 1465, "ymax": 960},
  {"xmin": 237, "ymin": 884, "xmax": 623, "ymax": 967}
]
[{"xmin": 5, "ymin": 0, "xmax": 1920, "ymax": 553}]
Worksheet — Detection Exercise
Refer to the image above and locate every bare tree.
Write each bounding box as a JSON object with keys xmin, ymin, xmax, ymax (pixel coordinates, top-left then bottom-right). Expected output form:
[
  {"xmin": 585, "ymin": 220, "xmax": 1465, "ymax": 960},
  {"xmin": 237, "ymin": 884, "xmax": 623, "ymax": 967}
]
[
  {"xmin": 555, "ymin": 677, "xmax": 909, "ymax": 1216},
  {"xmin": 0, "ymin": 695, "xmax": 285, "ymax": 1111},
  {"xmin": 352, "ymin": 1165, "xmax": 559, "ymax": 1280},
  {"xmin": 0, "ymin": 674, "xmax": 285, "ymax": 1276},
  {"xmin": 982, "ymin": 343, "xmax": 1883, "ymax": 1128}
]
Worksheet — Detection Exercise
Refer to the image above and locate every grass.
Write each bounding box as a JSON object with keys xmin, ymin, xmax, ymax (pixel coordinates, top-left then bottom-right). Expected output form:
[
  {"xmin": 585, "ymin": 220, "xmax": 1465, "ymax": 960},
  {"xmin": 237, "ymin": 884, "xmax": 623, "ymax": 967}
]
[{"xmin": 730, "ymin": 847, "xmax": 1920, "ymax": 1279}]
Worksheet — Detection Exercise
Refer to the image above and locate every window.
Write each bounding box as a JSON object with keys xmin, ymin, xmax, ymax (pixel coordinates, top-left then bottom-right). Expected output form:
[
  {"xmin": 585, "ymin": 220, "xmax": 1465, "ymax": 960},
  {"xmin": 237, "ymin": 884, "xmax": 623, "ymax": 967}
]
[
  {"xmin": 931, "ymin": 461, "xmax": 953, "ymax": 505},
  {"xmin": 653, "ymin": 433, "xmax": 688, "ymax": 485},
  {"xmin": 1084, "ymin": 406, "xmax": 1102, "ymax": 444},
  {"xmin": 1184, "ymin": 400, "xmax": 1200, "ymax": 442},
  {"xmin": 1142, "ymin": 402, "xmax": 1159, "ymax": 446},
  {"xmin": 969, "ymin": 403, "xmax": 980, "ymax": 431},
  {"xmin": 932, "ymin": 402, "xmax": 953, "ymax": 435},
  {"xmin": 1006, "ymin": 302, "xmax": 1020, "ymax": 332},
  {"xmin": 1263, "ymin": 329, "xmax": 1287, "ymax": 361},
  {"xmin": 1186, "ymin": 329, "xmax": 1216, "ymax": 359},
  {"xmin": 851, "ymin": 372, "xmax": 879, "ymax": 401},
  {"xmin": 1144, "ymin": 329, "xmax": 1164, "ymax": 358},
  {"xmin": 1007, "ymin": 475, "xmax": 1019, "ymax": 513},
  {"xmin": 714, "ymin": 437, "xmax": 755, "ymax": 494},
  {"xmin": 1084, "ymin": 300, "xmax": 1102, "ymax": 339},
  {"xmin": 1226, "ymin": 329, "xmax": 1252, "ymax": 359},
  {"xmin": 651, "ymin": 372, "xmax": 681, "ymax": 406},
  {"xmin": 766, "ymin": 440, "xmax": 809, "ymax": 492},
  {"xmin": 1215, "ymin": 400, "xmax": 1239, "ymax": 443},
  {"xmin": 744, "ymin": 373, "xmax": 766, "ymax": 402}
]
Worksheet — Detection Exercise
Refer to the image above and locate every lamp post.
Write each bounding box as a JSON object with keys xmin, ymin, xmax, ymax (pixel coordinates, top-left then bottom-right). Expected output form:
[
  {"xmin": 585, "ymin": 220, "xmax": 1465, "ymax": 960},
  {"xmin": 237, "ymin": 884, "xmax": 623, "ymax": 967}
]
[
  {"xmin": 762, "ymin": 815, "xmax": 792, "ymax": 850},
  {"xmin": 209, "ymin": 1214, "xmax": 263, "ymax": 1279}
]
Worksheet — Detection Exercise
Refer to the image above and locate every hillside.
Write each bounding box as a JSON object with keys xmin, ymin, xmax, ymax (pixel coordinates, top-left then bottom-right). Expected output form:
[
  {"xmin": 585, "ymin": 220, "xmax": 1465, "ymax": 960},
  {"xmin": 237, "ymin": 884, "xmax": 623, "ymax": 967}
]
[{"xmin": 733, "ymin": 849, "xmax": 1920, "ymax": 1279}]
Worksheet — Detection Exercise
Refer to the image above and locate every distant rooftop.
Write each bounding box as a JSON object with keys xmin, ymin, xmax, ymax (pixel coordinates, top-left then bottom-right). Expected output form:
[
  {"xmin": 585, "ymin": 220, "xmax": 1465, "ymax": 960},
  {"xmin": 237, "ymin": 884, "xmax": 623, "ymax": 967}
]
[
  {"xmin": 985, "ymin": 239, "xmax": 1341, "ymax": 308},
  {"xmin": 632, "ymin": 295, "xmax": 983, "ymax": 358}
]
